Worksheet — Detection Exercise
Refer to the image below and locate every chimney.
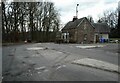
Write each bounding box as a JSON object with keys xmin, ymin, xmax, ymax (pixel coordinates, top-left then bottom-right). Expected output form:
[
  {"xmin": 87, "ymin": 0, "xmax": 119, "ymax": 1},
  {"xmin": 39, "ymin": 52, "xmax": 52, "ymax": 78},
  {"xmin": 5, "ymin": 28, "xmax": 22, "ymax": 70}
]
[{"xmin": 72, "ymin": 16, "xmax": 78, "ymax": 22}]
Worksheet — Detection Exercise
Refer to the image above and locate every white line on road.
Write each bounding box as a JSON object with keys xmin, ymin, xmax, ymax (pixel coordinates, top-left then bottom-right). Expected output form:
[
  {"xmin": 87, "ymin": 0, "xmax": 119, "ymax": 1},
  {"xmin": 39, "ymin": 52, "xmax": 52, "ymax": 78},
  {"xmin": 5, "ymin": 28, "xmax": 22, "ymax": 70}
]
[
  {"xmin": 32, "ymin": 54, "xmax": 39, "ymax": 57},
  {"xmin": 27, "ymin": 47, "xmax": 44, "ymax": 50},
  {"xmin": 43, "ymin": 69, "xmax": 49, "ymax": 72},
  {"xmin": 56, "ymin": 65, "xmax": 66, "ymax": 70},
  {"xmin": 38, "ymin": 72, "xmax": 41, "ymax": 74},
  {"xmin": 76, "ymin": 45, "xmax": 105, "ymax": 49},
  {"xmin": 35, "ymin": 66, "xmax": 46, "ymax": 70}
]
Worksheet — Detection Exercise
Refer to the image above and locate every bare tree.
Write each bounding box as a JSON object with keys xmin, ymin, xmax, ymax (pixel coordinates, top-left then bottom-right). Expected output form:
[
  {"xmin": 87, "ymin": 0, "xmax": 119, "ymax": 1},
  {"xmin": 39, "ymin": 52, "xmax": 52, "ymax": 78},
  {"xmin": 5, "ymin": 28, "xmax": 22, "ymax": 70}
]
[
  {"xmin": 2, "ymin": 1, "xmax": 60, "ymax": 42},
  {"xmin": 97, "ymin": 9, "xmax": 118, "ymax": 28}
]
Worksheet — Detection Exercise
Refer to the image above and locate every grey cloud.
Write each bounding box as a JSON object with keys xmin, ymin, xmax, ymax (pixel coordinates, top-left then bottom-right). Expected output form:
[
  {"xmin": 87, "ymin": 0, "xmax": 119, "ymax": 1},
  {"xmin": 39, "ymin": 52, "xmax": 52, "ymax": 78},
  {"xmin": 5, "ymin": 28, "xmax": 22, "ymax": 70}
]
[
  {"xmin": 104, "ymin": 0, "xmax": 117, "ymax": 4},
  {"xmin": 58, "ymin": 2, "xmax": 96, "ymax": 14},
  {"xmin": 78, "ymin": 2, "xmax": 96, "ymax": 10}
]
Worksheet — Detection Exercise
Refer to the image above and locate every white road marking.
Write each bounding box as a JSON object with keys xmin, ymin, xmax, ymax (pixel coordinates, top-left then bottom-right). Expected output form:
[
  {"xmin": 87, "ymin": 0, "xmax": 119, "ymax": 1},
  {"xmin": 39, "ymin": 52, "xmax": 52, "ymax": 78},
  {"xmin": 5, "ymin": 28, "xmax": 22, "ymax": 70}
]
[
  {"xmin": 38, "ymin": 72, "xmax": 41, "ymax": 74},
  {"xmin": 43, "ymin": 69, "xmax": 49, "ymax": 72},
  {"xmin": 32, "ymin": 54, "xmax": 39, "ymax": 57},
  {"xmin": 76, "ymin": 45, "xmax": 105, "ymax": 49},
  {"xmin": 57, "ymin": 51, "xmax": 63, "ymax": 54},
  {"xmin": 35, "ymin": 66, "xmax": 46, "ymax": 70},
  {"xmin": 27, "ymin": 47, "xmax": 44, "ymax": 50},
  {"xmin": 56, "ymin": 65, "xmax": 66, "ymax": 70}
]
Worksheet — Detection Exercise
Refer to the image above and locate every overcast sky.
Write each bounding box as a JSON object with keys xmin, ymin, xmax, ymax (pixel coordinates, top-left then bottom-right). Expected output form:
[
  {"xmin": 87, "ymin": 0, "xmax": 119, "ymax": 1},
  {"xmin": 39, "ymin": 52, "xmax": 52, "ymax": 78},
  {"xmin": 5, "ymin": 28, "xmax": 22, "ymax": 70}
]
[
  {"xmin": 50, "ymin": 0, "xmax": 119, "ymax": 25},
  {"xmin": 1, "ymin": 0, "xmax": 119, "ymax": 25}
]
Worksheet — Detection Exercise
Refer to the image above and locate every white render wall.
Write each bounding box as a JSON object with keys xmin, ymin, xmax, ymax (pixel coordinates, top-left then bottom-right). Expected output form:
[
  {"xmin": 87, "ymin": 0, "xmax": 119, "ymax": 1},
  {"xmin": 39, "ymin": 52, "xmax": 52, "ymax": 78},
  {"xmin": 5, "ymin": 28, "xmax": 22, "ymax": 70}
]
[
  {"xmin": 94, "ymin": 33, "xmax": 109, "ymax": 39},
  {"xmin": 62, "ymin": 32, "xmax": 69, "ymax": 42},
  {"xmin": 101, "ymin": 34, "xmax": 109, "ymax": 39},
  {"xmin": 94, "ymin": 33, "xmax": 109, "ymax": 43}
]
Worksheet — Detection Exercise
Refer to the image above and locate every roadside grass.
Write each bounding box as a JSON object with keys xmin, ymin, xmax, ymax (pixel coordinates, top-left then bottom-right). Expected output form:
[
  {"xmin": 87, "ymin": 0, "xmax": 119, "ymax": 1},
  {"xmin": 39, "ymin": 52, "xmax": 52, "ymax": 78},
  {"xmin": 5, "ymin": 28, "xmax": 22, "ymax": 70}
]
[
  {"xmin": 2, "ymin": 42, "xmax": 27, "ymax": 46},
  {"xmin": 109, "ymin": 38, "xmax": 120, "ymax": 40},
  {"xmin": 109, "ymin": 38, "xmax": 120, "ymax": 43}
]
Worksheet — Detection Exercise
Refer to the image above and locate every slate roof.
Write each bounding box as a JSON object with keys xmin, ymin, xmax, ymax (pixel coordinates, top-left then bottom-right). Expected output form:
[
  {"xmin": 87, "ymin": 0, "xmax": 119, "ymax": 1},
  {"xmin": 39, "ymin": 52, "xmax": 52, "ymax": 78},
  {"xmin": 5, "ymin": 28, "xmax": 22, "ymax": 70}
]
[
  {"xmin": 62, "ymin": 17, "xmax": 85, "ymax": 30},
  {"xmin": 62, "ymin": 17, "xmax": 110, "ymax": 34},
  {"xmin": 92, "ymin": 23, "xmax": 110, "ymax": 33}
]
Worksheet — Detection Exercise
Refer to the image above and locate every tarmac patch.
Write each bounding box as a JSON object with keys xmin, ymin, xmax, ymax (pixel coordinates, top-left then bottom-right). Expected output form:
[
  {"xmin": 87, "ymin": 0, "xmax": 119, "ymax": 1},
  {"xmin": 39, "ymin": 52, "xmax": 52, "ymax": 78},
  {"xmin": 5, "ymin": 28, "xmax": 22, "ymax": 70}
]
[
  {"xmin": 24, "ymin": 56, "xmax": 29, "ymax": 58},
  {"xmin": 8, "ymin": 54, "xmax": 14, "ymax": 56}
]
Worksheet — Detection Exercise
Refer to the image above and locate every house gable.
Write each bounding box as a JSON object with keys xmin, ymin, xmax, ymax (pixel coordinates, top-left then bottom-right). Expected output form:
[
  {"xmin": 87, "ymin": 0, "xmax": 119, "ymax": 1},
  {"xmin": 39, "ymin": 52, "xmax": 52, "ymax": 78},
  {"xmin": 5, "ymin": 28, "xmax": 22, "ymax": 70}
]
[
  {"xmin": 76, "ymin": 17, "xmax": 95, "ymax": 43},
  {"xmin": 62, "ymin": 17, "xmax": 95, "ymax": 43},
  {"xmin": 76, "ymin": 17, "xmax": 94, "ymax": 31},
  {"xmin": 77, "ymin": 17, "xmax": 95, "ymax": 29}
]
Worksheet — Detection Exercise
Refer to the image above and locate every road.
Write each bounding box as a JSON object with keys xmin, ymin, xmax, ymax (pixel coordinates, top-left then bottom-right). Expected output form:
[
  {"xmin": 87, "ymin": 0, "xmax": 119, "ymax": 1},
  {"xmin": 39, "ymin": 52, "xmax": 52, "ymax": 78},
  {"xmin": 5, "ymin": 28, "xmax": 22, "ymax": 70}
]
[
  {"xmin": 2, "ymin": 43, "xmax": 119, "ymax": 81},
  {"xmin": 0, "ymin": 46, "xmax": 2, "ymax": 82}
]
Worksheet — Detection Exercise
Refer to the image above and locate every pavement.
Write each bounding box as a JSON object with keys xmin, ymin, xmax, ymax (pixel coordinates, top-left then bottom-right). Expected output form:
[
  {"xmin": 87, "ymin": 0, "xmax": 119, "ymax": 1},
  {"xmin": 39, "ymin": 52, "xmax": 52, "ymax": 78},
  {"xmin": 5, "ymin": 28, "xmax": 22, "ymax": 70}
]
[
  {"xmin": 2, "ymin": 43, "xmax": 119, "ymax": 81},
  {"xmin": 73, "ymin": 58, "xmax": 119, "ymax": 74}
]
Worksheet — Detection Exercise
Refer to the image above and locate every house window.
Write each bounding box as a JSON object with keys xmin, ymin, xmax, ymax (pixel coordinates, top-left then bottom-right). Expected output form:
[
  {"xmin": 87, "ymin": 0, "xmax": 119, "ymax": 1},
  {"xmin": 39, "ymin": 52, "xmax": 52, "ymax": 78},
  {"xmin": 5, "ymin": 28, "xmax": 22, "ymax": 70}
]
[
  {"xmin": 84, "ymin": 34, "xmax": 87, "ymax": 41},
  {"xmin": 62, "ymin": 32, "xmax": 69, "ymax": 43},
  {"xmin": 66, "ymin": 32, "xmax": 69, "ymax": 39},
  {"xmin": 64, "ymin": 33, "xmax": 66, "ymax": 40}
]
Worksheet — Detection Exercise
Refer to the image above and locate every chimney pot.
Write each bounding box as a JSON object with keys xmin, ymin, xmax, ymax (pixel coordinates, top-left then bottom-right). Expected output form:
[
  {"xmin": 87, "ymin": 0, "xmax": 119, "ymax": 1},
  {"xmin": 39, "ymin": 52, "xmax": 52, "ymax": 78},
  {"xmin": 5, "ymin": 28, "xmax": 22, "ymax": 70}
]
[{"xmin": 72, "ymin": 16, "xmax": 78, "ymax": 22}]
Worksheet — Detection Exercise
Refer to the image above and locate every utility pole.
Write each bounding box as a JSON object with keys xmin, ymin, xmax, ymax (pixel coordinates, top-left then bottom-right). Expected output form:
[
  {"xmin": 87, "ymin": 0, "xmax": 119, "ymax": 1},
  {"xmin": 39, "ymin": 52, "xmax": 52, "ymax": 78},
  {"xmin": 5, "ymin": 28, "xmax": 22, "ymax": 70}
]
[
  {"xmin": 76, "ymin": 4, "xmax": 79, "ymax": 18},
  {"xmin": 76, "ymin": 4, "xmax": 79, "ymax": 43},
  {"xmin": 118, "ymin": 1, "xmax": 120, "ymax": 27}
]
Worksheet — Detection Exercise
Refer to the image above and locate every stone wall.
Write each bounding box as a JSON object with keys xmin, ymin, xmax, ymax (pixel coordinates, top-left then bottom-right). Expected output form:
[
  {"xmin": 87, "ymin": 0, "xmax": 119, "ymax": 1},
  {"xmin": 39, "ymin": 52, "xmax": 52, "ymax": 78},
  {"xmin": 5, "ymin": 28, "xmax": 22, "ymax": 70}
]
[
  {"xmin": 62, "ymin": 18, "xmax": 95, "ymax": 43},
  {"xmin": 76, "ymin": 19, "xmax": 94, "ymax": 43}
]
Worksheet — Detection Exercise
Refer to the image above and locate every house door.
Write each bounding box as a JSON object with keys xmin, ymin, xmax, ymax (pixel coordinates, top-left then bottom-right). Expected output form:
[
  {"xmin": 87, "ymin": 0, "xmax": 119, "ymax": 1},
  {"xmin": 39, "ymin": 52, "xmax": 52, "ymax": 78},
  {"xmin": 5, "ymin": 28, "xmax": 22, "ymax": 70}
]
[
  {"xmin": 83, "ymin": 34, "xmax": 87, "ymax": 43},
  {"xmin": 96, "ymin": 35, "xmax": 99, "ymax": 43}
]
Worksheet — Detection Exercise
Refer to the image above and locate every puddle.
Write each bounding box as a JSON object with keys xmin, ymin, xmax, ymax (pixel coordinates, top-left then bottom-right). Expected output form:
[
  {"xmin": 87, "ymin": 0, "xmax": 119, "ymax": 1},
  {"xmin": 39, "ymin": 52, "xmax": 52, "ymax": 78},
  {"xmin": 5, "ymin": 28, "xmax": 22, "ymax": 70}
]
[
  {"xmin": 52, "ymin": 64, "xmax": 61, "ymax": 68},
  {"xmin": 27, "ymin": 47, "xmax": 44, "ymax": 50},
  {"xmin": 8, "ymin": 54, "xmax": 14, "ymax": 56},
  {"xmin": 44, "ymin": 47, "xmax": 48, "ymax": 50},
  {"xmin": 24, "ymin": 56, "xmax": 29, "ymax": 58},
  {"xmin": 29, "ymin": 63, "xmax": 36, "ymax": 66},
  {"xmin": 3, "ymin": 71, "xmax": 10, "ymax": 76},
  {"xmin": 36, "ymin": 52, "xmax": 39, "ymax": 54},
  {"xmin": 22, "ymin": 61, "xmax": 25, "ymax": 64}
]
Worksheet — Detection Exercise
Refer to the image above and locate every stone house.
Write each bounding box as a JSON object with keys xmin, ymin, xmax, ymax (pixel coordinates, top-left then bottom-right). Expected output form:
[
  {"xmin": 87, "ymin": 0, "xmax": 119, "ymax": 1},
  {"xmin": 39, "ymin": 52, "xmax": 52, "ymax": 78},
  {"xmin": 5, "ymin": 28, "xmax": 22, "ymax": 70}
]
[
  {"xmin": 61, "ymin": 17, "xmax": 110, "ymax": 43},
  {"xmin": 62, "ymin": 17, "xmax": 95, "ymax": 43}
]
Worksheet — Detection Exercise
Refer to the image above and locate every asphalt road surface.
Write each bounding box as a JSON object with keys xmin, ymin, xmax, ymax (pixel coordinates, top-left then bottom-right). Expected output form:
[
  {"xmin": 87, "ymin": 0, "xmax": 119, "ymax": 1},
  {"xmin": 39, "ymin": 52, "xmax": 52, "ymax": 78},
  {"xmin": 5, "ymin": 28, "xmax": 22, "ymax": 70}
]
[
  {"xmin": 0, "ymin": 46, "xmax": 2, "ymax": 82},
  {"xmin": 2, "ymin": 43, "xmax": 119, "ymax": 81}
]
